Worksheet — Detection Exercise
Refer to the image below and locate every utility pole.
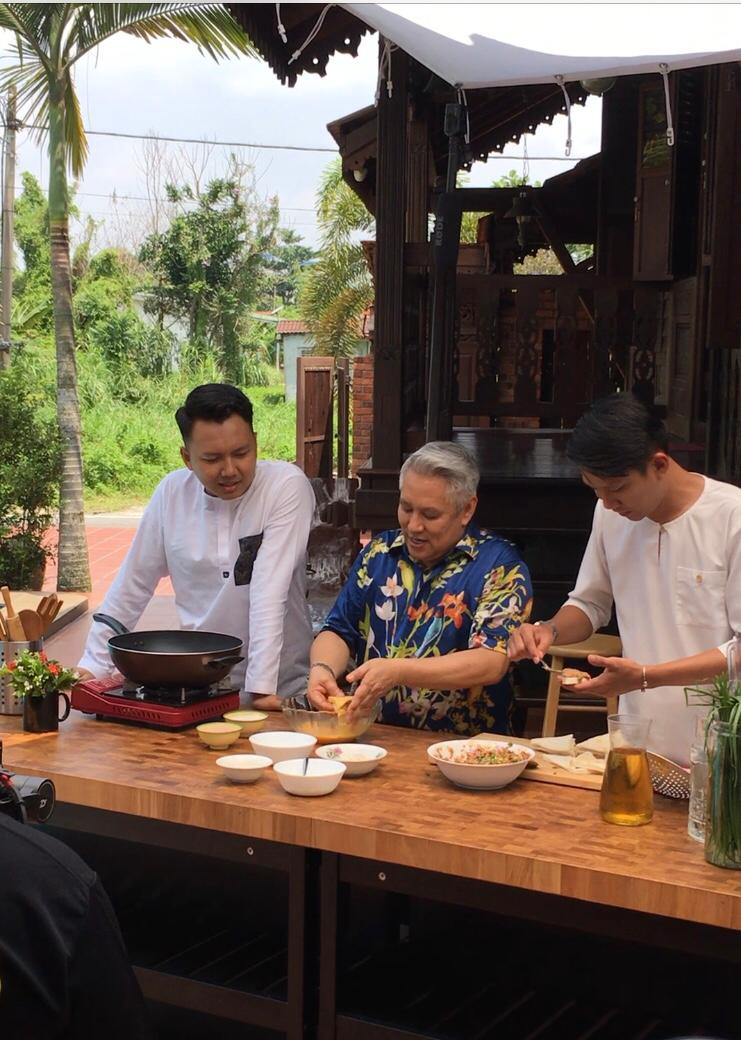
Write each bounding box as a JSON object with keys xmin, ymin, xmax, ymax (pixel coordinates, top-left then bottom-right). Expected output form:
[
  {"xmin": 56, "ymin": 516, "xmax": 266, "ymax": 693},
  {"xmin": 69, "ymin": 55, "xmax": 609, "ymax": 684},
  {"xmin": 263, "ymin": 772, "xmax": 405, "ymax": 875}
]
[{"xmin": 0, "ymin": 85, "xmax": 17, "ymax": 369}]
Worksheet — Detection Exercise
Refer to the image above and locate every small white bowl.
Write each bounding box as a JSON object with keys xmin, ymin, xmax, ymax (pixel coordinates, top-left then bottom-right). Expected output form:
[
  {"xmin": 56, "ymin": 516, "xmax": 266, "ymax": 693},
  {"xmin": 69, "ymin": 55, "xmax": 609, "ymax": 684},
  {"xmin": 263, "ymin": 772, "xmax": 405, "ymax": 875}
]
[
  {"xmin": 223, "ymin": 710, "xmax": 269, "ymax": 737},
  {"xmin": 315, "ymin": 743, "xmax": 388, "ymax": 777},
  {"xmin": 273, "ymin": 757, "xmax": 346, "ymax": 796},
  {"xmin": 427, "ymin": 739, "xmax": 534, "ymax": 790},
  {"xmin": 249, "ymin": 730, "xmax": 317, "ymax": 763},
  {"xmin": 216, "ymin": 754, "xmax": 273, "ymax": 784}
]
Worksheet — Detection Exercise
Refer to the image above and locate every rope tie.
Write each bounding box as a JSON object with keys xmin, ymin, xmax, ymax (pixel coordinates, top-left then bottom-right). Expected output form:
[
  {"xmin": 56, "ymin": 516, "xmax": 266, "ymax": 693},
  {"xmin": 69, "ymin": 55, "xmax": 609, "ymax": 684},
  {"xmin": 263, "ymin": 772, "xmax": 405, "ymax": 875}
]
[
  {"xmin": 659, "ymin": 63, "xmax": 675, "ymax": 146},
  {"xmin": 555, "ymin": 75, "xmax": 572, "ymax": 157},
  {"xmin": 374, "ymin": 37, "xmax": 397, "ymax": 105},
  {"xmin": 275, "ymin": 2, "xmax": 287, "ymax": 43},
  {"xmin": 287, "ymin": 4, "xmax": 333, "ymax": 66},
  {"xmin": 456, "ymin": 85, "xmax": 471, "ymax": 144}
]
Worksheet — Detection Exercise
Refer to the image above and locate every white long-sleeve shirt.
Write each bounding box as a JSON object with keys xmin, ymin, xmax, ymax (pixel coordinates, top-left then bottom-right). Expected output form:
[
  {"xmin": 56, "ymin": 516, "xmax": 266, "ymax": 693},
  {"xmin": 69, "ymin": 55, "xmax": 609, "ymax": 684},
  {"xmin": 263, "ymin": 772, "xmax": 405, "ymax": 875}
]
[
  {"xmin": 79, "ymin": 461, "xmax": 315, "ymax": 701},
  {"xmin": 566, "ymin": 477, "xmax": 741, "ymax": 765}
]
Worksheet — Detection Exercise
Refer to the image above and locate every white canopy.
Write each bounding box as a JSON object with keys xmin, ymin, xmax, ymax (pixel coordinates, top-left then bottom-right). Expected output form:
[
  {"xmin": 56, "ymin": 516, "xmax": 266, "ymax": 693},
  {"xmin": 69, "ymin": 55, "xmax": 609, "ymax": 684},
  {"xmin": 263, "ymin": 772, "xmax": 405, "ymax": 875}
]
[{"xmin": 340, "ymin": 3, "xmax": 741, "ymax": 88}]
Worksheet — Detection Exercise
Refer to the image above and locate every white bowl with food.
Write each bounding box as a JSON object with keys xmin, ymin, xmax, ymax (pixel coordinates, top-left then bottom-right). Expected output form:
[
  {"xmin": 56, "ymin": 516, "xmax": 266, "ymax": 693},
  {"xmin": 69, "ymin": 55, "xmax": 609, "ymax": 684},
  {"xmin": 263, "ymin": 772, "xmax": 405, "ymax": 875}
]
[
  {"xmin": 215, "ymin": 754, "xmax": 273, "ymax": 784},
  {"xmin": 273, "ymin": 757, "xmax": 346, "ymax": 796},
  {"xmin": 315, "ymin": 743, "xmax": 388, "ymax": 777},
  {"xmin": 248, "ymin": 730, "xmax": 317, "ymax": 763},
  {"xmin": 427, "ymin": 739, "xmax": 535, "ymax": 790}
]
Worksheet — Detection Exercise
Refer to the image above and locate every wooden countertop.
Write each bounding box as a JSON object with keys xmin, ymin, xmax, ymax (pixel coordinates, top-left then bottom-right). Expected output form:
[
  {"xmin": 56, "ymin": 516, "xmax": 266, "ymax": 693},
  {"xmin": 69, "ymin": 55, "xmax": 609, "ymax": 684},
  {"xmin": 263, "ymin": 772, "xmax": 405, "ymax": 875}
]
[{"xmin": 2, "ymin": 713, "xmax": 739, "ymax": 931}]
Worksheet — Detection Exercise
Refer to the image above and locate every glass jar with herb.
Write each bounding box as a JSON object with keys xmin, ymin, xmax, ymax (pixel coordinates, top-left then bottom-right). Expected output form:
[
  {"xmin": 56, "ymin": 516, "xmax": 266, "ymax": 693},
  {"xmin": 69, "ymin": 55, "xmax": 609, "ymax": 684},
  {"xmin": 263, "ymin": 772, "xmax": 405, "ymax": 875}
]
[{"xmin": 687, "ymin": 635, "xmax": 741, "ymax": 869}]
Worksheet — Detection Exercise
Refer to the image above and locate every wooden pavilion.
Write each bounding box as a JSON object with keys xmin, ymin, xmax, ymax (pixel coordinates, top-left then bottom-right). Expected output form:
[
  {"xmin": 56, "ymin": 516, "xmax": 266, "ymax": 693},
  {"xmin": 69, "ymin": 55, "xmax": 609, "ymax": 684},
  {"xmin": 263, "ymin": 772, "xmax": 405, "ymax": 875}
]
[{"xmin": 229, "ymin": 4, "xmax": 741, "ymax": 619}]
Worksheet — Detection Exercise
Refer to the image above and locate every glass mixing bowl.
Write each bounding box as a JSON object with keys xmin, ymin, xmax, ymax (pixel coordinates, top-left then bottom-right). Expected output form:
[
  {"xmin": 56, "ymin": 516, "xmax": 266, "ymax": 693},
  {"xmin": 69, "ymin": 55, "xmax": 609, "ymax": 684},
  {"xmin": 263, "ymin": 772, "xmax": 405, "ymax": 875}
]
[{"xmin": 281, "ymin": 695, "xmax": 380, "ymax": 743}]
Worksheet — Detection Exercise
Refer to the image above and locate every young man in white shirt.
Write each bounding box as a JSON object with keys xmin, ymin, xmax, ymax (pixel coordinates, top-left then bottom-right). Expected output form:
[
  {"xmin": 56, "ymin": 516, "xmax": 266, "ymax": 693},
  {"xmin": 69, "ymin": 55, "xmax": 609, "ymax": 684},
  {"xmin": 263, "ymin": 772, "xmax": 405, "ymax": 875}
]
[
  {"xmin": 507, "ymin": 393, "xmax": 741, "ymax": 764},
  {"xmin": 78, "ymin": 384, "xmax": 315, "ymax": 709}
]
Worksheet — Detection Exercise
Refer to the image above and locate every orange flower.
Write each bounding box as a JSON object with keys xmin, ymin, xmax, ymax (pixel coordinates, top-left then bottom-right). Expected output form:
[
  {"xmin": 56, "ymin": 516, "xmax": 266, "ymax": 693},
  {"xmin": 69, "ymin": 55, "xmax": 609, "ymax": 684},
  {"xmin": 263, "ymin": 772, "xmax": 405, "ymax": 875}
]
[
  {"xmin": 407, "ymin": 600, "xmax": 429, "ymax": 621},
  {"xmin": 7, "ymin": 660, "xmax": 17, "ymax": 671},
  {"xmin": 442, "ymin": 591, "xmax": 466, "ymax": 628},
  {"xmin": 48, "ymin": 663, "xmax": 60, "ymax": 675},
  {"xmin": 39, "ymin": 652, "xmax": 48, "ymax": 663}
]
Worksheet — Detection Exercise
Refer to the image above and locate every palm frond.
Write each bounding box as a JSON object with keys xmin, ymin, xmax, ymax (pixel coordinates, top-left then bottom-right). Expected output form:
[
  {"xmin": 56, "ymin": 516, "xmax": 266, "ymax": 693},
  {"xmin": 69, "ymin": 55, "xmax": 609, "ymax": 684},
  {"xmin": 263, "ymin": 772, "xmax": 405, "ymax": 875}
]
[
  {"xmin": 0, "ymin": 4, "xmax": 53, "ymax": 68},
  {"xmin": 63, "ymin": 67, "xmax": 87, "ymax": 177},
  {"xmin": 72, "ymin": 4, "xmax": 254, "ymax": 64},
  {"xmin": 0, "ymin": 59, "xmax": 51, "ymax": 144},
  {"xmin": 0, "ymin": 2, "xmax": 254, "ymax": 181}
]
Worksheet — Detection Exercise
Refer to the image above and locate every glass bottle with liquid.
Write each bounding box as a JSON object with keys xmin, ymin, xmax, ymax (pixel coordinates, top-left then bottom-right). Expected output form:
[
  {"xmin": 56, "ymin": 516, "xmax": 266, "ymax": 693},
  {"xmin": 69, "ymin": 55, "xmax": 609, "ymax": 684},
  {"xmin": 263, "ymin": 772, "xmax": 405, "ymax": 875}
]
[{"xmin": 599, "ymin": 714, "xmax": 654, "ymax": 826}]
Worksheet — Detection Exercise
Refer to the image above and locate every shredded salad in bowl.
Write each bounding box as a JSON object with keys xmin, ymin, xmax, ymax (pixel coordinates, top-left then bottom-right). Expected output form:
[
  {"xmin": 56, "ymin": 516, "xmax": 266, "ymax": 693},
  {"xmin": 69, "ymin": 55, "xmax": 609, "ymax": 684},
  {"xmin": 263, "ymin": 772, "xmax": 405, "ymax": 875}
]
[{"xmin": 432, "ymin": 742, "xmax": 530, "ymax": 766}]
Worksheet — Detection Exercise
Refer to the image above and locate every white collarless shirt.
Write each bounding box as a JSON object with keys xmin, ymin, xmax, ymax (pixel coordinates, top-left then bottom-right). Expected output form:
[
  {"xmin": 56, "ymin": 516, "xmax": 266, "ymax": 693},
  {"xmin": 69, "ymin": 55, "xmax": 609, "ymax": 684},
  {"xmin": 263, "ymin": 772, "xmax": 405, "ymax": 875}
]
[
  {"xmin": 566, "ymin": 477, "xmax": 741, "ymax": 765},
  {"xmin": 79, "ymin": 461, "xmax": 315, "ymax": 701}
]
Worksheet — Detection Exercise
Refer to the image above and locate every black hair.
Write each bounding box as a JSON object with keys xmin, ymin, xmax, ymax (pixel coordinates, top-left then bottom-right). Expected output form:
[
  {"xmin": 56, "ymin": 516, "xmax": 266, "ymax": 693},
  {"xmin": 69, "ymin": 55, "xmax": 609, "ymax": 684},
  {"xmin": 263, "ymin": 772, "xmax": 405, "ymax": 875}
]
[
  {"xmin": 566, "ymin": 392, "xmax": 669, "ymax": 476},
  {"xmin": 175, "ymin": 384, "xmax": 254, "ymax": 443}
]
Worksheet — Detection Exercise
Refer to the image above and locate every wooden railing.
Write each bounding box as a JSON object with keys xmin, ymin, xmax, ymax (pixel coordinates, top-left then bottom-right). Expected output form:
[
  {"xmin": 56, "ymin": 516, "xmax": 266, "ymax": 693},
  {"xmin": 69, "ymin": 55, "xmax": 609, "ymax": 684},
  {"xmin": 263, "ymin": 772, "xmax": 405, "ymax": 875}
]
[{"xmin": 451, "ymin": 274, "xmax": 663, "ymax": 427}]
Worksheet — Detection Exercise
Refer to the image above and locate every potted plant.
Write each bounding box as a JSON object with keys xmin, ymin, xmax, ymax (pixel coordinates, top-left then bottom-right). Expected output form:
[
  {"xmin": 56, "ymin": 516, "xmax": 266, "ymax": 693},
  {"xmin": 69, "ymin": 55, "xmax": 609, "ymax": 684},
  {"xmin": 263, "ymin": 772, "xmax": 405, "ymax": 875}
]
[
  {"xmin": 686, "ymin": 643, "xmax": 741, "ymax": 870},
  {"xmin": 0, "ymin": 649, "xmax": 78, "ymax": 733}
]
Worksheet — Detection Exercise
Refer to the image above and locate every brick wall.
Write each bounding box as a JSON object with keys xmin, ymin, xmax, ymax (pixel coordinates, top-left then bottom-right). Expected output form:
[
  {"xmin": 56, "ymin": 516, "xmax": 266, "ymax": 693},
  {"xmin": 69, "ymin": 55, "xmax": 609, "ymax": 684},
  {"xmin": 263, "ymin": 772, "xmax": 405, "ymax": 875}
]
[{"xmin": 352, "ymin": 355, "xmax": 374, "ymax": 475}]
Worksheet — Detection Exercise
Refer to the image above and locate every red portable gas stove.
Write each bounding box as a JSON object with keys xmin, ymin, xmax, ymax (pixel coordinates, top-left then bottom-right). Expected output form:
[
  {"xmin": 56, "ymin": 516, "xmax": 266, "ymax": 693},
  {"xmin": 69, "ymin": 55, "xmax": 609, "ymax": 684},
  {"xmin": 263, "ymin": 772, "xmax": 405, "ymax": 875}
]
[{"xmin": 71, "ymin": 677, "xmax": 240, "ymax": 729}]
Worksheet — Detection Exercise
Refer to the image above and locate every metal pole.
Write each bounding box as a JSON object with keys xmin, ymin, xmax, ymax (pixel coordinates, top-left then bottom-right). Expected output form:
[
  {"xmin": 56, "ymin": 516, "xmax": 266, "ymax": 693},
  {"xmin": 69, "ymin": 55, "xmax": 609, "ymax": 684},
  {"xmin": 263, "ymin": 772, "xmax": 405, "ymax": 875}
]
[{"xmin": 0, "ymin": 85, "xmax": 17, "ymax": 369}]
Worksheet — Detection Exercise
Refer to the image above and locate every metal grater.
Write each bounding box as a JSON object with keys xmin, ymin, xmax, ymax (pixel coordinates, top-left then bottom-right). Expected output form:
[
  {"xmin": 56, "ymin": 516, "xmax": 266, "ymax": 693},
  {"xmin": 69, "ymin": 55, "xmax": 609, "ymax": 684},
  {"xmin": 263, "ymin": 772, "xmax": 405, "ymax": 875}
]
[{"xmin": 647, "ymin": 751, "xmax": 691, "ymax": 799}]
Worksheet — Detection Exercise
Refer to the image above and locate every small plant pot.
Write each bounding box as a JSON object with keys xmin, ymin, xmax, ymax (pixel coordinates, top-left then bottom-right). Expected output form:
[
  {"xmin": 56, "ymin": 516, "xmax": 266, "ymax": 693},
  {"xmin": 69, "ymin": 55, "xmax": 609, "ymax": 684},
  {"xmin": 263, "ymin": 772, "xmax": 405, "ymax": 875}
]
[
  {"xmin": 23, "ymin": 689, "xmax": 71, "ymax": 734},
  {"xmin": 1, "ymin": 640, "xmax": 44, "ymax": 715}
]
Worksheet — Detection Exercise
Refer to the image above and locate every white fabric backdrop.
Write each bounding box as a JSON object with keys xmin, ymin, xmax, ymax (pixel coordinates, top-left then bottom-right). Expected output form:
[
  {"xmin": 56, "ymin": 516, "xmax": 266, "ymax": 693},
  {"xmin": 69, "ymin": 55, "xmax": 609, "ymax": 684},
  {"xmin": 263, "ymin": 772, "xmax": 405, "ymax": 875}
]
[{"xmin": 340, "ymin": 3, "xmax": 741, "ymax": 87}]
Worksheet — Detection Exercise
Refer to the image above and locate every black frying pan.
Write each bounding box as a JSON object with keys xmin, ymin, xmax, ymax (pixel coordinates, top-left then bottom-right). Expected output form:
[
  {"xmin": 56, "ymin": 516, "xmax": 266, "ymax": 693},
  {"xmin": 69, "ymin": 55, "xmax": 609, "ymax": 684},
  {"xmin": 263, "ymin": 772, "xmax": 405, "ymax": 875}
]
[{"xmin": 93, "ymin": 613, "xmax": 244, "ymax": 689}]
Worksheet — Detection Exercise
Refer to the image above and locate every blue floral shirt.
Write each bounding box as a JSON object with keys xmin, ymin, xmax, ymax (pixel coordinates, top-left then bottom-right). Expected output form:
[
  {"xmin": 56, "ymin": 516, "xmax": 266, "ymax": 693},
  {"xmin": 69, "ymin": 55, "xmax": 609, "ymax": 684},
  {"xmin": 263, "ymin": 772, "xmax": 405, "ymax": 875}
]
[{"xmin": 322, "ymin": 523, "xmax": 532, "ymax": 735}]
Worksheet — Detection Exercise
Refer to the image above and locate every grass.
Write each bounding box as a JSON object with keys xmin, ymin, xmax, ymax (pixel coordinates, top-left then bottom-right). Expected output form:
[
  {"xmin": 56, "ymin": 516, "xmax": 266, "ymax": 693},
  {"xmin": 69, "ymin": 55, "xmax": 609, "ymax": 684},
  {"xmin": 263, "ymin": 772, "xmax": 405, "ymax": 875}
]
[{"xmin": 15, "ymin": 344, "xmax": 298, "ymax": 513}]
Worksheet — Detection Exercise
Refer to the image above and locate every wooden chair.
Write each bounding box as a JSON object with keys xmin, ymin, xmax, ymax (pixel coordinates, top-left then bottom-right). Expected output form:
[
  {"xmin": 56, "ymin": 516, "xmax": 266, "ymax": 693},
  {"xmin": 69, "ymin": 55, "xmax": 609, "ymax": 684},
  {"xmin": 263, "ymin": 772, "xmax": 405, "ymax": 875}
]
[{"xmin": 541, "ymin": 634, "xmax": 622, "ymax": 737}]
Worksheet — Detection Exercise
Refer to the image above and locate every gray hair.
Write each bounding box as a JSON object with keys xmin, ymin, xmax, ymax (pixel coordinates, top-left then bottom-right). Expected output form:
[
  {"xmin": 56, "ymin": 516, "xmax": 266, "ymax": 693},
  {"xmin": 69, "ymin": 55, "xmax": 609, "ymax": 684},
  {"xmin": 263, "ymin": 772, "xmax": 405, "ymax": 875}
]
[{"xmin": 399, "ymin": 441, "xmax": 480, "ymax": 511}]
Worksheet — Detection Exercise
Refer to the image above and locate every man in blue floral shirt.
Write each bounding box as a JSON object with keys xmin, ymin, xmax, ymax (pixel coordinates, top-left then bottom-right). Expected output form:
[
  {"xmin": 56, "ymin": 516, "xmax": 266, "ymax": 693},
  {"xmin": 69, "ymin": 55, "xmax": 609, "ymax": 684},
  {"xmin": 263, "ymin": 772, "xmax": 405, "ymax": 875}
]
[{"xmin": 307, "ymin": 442, "xmax": 532, "ymax": 735}]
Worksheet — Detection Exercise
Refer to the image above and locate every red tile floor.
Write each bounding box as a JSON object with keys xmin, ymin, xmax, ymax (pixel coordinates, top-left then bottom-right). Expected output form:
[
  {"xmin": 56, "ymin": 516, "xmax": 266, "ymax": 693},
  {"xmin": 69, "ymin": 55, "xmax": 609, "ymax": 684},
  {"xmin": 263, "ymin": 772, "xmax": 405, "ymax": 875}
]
[{"xmin": 45, "ymin": 520, "xmax": 177, "ymax": 669}]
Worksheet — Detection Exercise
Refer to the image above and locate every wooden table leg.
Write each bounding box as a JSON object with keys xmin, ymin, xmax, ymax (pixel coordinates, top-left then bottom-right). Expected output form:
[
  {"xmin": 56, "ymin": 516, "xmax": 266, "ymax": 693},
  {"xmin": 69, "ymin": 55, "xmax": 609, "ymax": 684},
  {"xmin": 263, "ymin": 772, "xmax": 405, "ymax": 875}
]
[{"xmin": 541, "ymin": 655, "xmax": 564, "ymax": 737}]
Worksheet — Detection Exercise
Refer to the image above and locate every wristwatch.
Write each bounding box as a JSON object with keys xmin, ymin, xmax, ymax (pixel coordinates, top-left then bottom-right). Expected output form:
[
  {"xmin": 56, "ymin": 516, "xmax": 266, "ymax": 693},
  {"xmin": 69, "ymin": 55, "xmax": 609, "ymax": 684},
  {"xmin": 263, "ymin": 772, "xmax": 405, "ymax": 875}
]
[{"xmin": 534, "ymin": 620, "xmax": 559, "ymax": 643}]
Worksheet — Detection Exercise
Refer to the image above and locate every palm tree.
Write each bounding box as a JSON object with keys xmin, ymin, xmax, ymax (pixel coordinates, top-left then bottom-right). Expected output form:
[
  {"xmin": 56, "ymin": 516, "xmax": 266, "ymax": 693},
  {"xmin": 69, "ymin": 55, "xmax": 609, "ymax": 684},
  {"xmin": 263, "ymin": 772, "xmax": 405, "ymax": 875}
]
[
  {"xmin": 0, "ymin": 5, "xmax": 253, "ymax": 590},
  {"xmin": 299, "ymin": 158, "xmax": 375, "ymax": 358}
]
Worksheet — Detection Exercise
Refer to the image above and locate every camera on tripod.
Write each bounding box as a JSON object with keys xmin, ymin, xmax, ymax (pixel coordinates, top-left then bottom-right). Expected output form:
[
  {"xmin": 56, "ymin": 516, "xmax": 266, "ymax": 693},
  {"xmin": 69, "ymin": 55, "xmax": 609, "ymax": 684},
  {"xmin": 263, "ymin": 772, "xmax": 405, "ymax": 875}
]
[{"xmin": 0, "ymin": 764, "xmax": 56, "ymax": 824}]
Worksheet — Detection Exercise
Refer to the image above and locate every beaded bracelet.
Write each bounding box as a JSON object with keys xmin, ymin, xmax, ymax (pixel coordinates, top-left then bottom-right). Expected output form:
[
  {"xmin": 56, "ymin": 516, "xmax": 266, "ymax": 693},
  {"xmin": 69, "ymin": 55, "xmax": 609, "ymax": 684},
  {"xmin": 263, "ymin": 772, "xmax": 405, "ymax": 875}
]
[{"xmin": 310, "ymin": 661, "xmax": 336, "ymax": 681}]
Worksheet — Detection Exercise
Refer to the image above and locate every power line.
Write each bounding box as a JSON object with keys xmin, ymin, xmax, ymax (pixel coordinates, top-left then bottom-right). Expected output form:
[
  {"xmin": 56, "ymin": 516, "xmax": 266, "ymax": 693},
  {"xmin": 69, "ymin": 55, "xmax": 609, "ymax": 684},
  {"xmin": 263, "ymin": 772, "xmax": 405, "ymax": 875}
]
[
  {"xmin": 20, "ymin": 123, "xmax": 587, "ymax": 162},
  {"xmin": 68, "ymin": 208, "xmax": 319, "ymax": 225},
  {"xmin": 13, "ymin": 183, "xmax": 315, "ymax": 211},
  {"xmin": 24, "ymin": 123, "xmax": 336, "ymax": 154}
]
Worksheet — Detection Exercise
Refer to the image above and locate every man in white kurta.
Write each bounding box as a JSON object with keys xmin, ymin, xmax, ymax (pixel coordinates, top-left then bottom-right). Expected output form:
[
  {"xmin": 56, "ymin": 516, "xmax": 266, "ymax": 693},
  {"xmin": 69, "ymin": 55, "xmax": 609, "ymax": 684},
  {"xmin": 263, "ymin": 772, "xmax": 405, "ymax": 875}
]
[
  {"xmin": 78, "ymin": 384, "xmax": 314, "ymax": 705},
  {"xmin": 507, "ymin": 393, "xmax": 741, "ymax": 765}
]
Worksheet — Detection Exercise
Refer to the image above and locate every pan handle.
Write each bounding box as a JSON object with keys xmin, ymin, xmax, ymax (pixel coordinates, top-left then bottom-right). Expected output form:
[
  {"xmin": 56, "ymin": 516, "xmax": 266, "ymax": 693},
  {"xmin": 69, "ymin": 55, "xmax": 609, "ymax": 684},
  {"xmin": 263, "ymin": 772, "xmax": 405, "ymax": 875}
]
[
  {"xmin": 92, "ymin": 613, "xmax": 130, "ymax": 637},
  {"xmin": 203, "ymin": 655, "xmax": 244, "ymax": 670}
]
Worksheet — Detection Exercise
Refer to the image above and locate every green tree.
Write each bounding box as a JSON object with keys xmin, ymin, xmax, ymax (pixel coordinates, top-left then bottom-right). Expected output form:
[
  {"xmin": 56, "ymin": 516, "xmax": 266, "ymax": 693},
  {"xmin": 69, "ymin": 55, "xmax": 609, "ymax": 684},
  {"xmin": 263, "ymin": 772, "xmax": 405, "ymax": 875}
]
[
  {"xmin": 139, "ymin": 158, "xmax": 279, "ymax": 381},
  {"xmin": 0, "ymin": 4, "xmax": 253, "ymax": 590},
  {"xmin": 13, "ymin": 171, "xmax": 53, "ymax": 332},
  {"xmin": 258, "ymin": 227, "xmax": 314, "ymax": 309},
  {"xmin": 299, "ymin": 158, "xmax": 374, "ymax": 358}
]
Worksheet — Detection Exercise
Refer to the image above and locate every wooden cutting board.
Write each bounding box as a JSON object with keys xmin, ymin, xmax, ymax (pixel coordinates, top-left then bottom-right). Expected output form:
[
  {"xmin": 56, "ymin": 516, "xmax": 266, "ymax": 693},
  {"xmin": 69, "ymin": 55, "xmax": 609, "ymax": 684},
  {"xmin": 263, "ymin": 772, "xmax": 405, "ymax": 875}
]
[{"xmin": 476, "ymin": 732, "xmax": 604, "ymax": 792}]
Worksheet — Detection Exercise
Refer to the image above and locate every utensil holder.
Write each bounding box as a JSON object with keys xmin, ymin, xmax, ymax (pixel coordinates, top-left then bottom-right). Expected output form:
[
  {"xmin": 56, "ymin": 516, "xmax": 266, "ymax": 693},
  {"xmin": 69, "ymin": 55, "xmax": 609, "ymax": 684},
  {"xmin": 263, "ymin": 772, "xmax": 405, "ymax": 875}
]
[{"xmin": 0, "ymin": 639, "xmax": 44, "ymax": 714}]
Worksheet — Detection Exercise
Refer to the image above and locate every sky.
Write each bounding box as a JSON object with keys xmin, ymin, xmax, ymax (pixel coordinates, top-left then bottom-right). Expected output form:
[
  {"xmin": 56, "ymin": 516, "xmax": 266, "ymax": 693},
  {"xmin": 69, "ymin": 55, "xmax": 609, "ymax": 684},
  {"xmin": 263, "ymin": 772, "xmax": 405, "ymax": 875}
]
[{"xmin": 9, "ymin": 24, "xmax": 602, "ymax": 252}]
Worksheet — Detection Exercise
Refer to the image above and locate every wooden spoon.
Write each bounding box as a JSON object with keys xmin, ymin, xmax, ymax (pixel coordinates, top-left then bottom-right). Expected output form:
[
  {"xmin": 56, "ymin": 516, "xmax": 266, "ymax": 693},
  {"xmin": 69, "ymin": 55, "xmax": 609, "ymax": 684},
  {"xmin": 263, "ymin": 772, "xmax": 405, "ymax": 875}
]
[
  {"xmin": 0, "ymin": 613, "xmax": 8, "ymax": 640},
  {"xmin": 37, "ymin": 593, "xmax": 59, "ymax": 633},
  {"xmin": 18, "ymin": 609, "xmax": 44, "ymax": 641},
  {"xmin": 1, "ymin": 586, "xmax": 26, "ymax": 641}
]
